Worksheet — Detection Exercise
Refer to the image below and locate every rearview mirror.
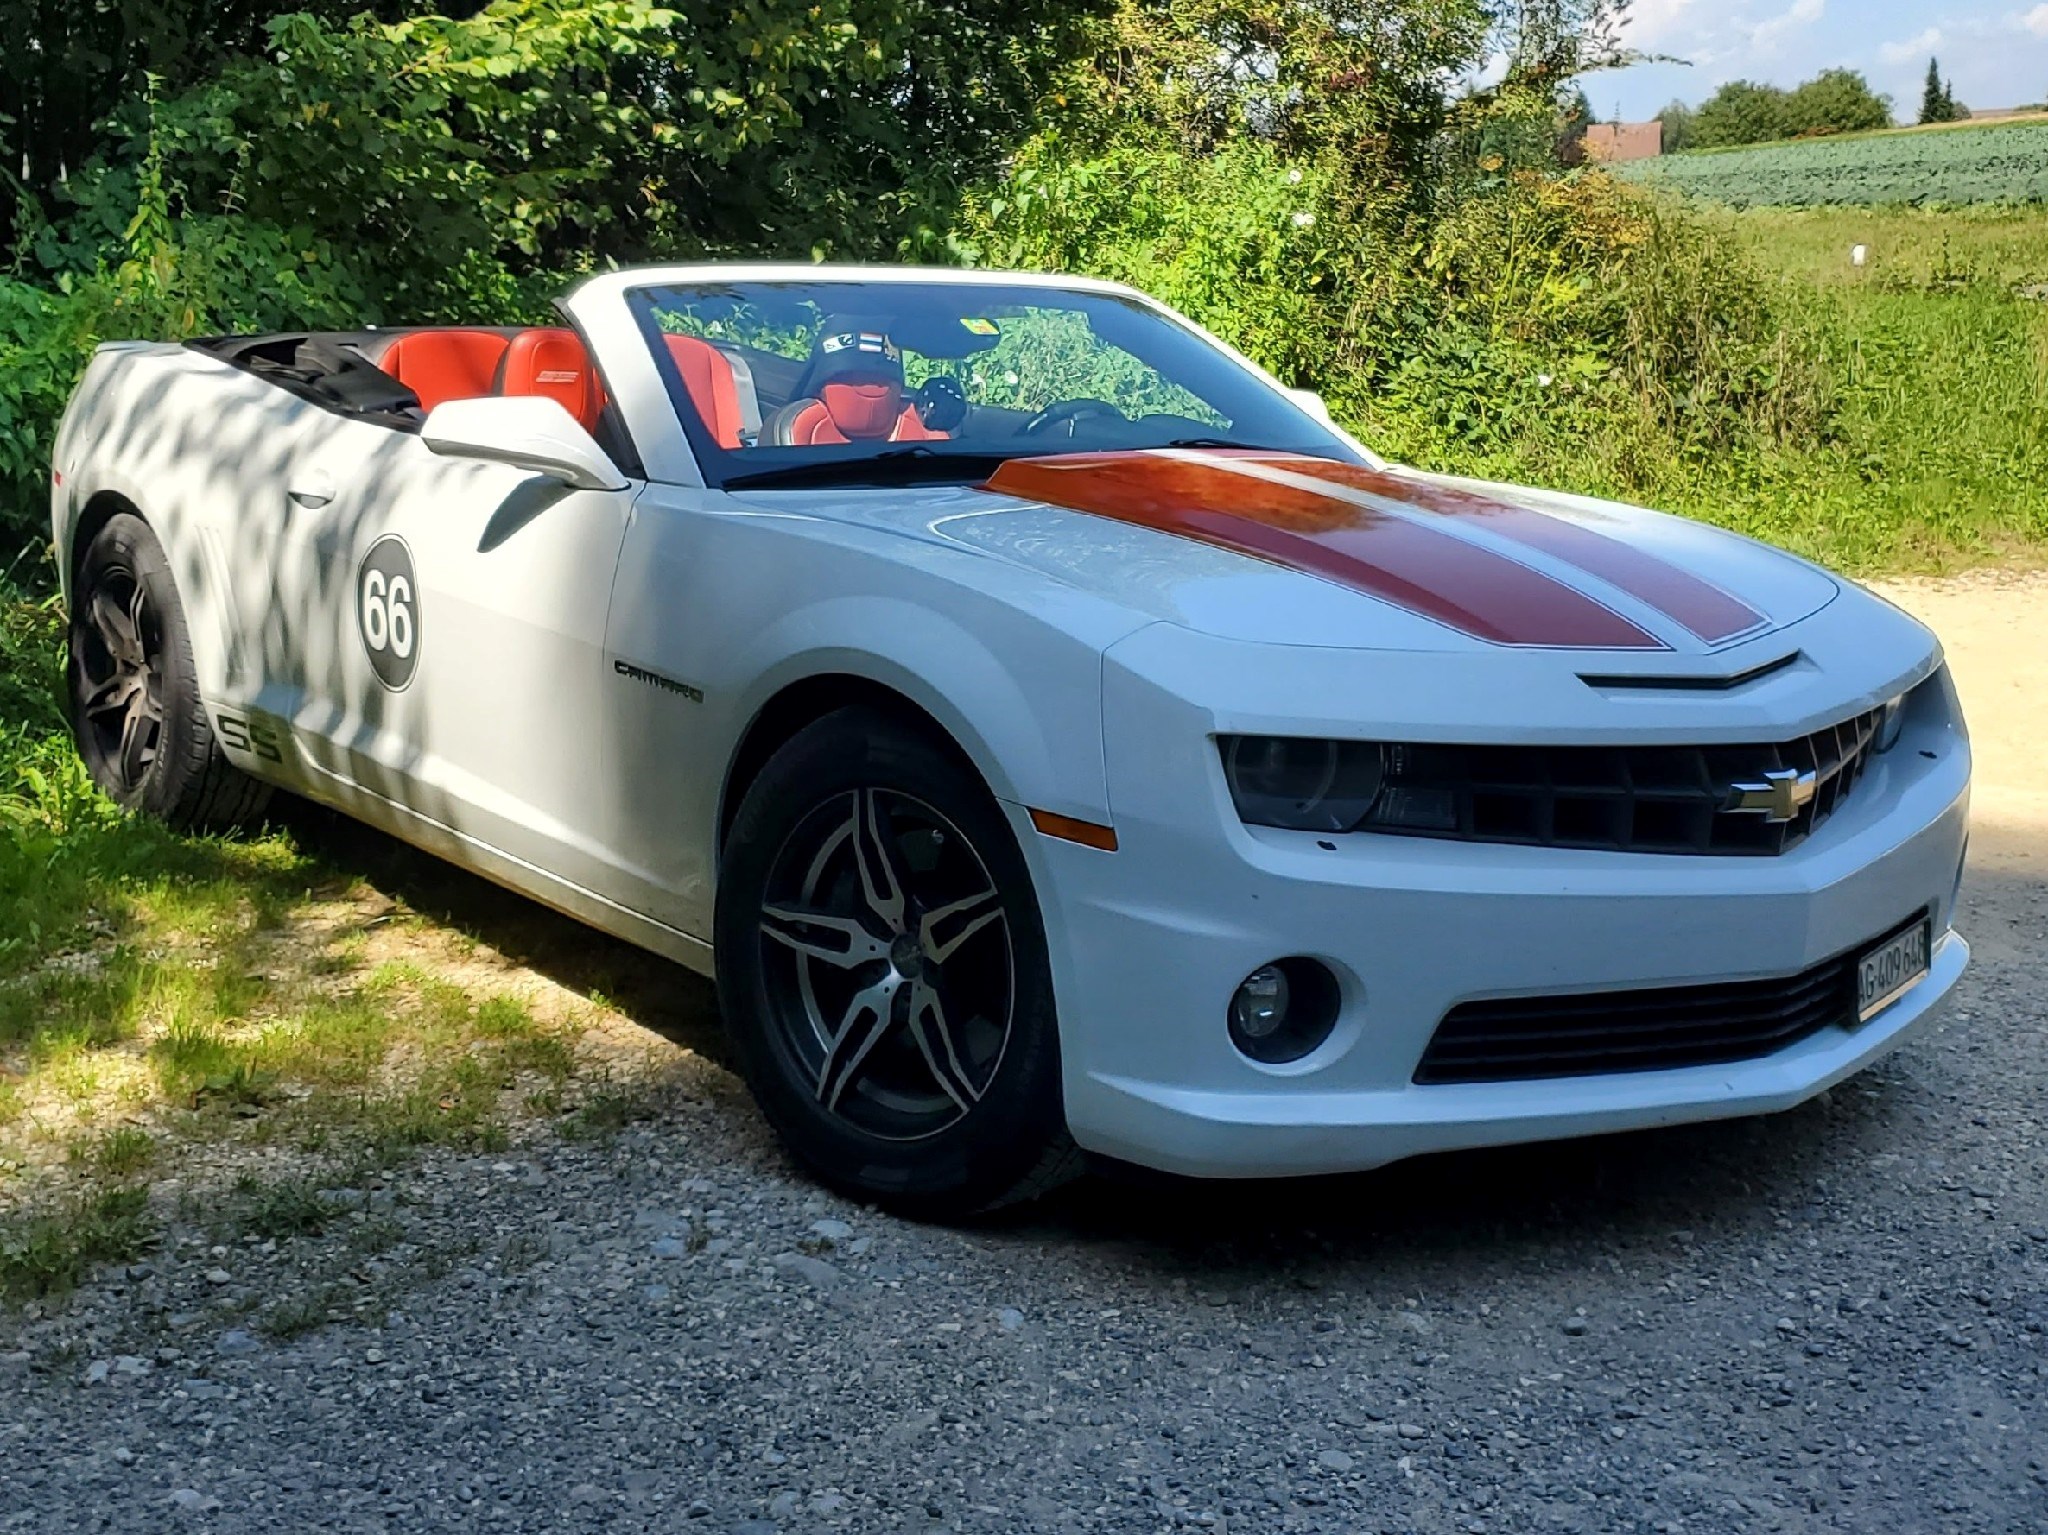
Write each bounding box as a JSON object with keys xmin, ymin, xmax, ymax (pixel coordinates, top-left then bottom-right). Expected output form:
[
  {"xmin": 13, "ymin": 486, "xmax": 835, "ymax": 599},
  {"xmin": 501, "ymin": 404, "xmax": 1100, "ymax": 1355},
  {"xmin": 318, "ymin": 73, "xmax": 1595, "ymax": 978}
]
[
  {"xmin": 421, "ymin": 396, "xmax": 628, "ymax": 492},
  {"xmin": 1287, "ymin": 387, "xmax": 1334, "ymax": 425}
]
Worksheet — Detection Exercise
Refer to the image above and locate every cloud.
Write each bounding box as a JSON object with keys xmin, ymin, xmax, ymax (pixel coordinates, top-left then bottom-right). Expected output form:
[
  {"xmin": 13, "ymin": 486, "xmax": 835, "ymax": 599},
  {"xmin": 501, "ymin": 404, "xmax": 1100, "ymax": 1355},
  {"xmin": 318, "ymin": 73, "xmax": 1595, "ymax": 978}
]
[
  {"xmin": 1624, "ymin": 0, "xmax": 1702, "ymax": 49},
  {"xmin": 2023, "ymin": 6, "xmax": 2048, "ymax": 40},
  {"xmin": 1879, "ymin": 27, "xmax": 1944, "ymax": 65},
  {"xmin": 1752, "ymin": 0, "xmax": 1825, "ymax": 53}
]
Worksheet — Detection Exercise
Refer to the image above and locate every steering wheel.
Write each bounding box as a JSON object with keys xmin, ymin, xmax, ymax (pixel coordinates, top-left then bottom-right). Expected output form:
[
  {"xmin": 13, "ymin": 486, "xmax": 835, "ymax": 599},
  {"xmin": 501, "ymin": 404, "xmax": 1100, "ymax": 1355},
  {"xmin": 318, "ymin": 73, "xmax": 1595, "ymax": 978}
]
[
  {"xmin": 913, "ymin": 375, "xmax": 969, "ymax": 433},
  {"xmin": 1021, "ymin": 398, "xmax": 1127, "ymax": 438}
]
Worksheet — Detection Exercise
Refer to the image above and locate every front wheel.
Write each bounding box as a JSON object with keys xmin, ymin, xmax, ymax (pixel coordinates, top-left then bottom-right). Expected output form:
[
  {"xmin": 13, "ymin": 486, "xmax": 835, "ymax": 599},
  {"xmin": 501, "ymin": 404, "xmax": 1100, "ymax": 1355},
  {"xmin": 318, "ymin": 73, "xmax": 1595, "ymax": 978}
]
[
  {"xmin": 68, "ymin": 512, "xmax": 271, "ymax": 830},
  {"xmin": 714, "ymin": 708, "xmax": 1079, "ymax": 1218}
]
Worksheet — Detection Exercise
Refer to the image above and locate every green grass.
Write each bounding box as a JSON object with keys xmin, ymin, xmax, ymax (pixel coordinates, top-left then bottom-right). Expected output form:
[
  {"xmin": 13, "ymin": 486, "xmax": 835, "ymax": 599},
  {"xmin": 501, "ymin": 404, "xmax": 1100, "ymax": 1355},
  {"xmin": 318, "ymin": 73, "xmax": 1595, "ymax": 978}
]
[
  {"xmin": 1623, "ymin": 119, "xmax": 2048, "ymax": 207},
  {"xmin": 0, "ymin": 1184, "xmax": 151, "ymax": 1301},
  {"xmin": 1723, "ymin": 204, "xmax": 2048, "ymax": 288},
  {"xmin": 0, "ymin": 589, "xmax": 655, "ymax": 1304},
  {"xmin": 1703, "ymin": 205, "xmax": 2048, "ymax": 568},
  {"xmin": 219, "ymin": 1173, "xmax": 342, "ymax": 1241},
  {"xmin": 1399, "ymin": 195, "xmax": 2048, "ymax": 573}
]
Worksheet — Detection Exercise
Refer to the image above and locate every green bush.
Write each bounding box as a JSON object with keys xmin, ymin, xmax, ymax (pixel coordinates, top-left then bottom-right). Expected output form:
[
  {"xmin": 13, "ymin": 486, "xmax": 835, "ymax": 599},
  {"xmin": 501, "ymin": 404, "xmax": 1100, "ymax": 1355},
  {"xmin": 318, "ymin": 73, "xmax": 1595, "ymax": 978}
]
[
  {"xmin": 0, "ymin": 285, "xmax": 96, "ymax": 580},
  {"xmin": 1694, "ymin": 71, "xmax": 1893, "ymax": 149},
  {"xmin": 962, "ymin": 144, "xmax": 1832, "ymax": 493}
]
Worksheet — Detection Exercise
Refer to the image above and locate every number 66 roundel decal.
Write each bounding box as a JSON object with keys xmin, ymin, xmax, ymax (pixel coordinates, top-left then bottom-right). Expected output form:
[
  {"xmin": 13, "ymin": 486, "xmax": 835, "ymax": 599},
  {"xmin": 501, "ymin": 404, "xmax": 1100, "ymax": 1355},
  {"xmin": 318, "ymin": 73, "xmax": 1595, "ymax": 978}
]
[{"xmin": 357, "ymin": 535, "xmax": 421, "ymax": 690}]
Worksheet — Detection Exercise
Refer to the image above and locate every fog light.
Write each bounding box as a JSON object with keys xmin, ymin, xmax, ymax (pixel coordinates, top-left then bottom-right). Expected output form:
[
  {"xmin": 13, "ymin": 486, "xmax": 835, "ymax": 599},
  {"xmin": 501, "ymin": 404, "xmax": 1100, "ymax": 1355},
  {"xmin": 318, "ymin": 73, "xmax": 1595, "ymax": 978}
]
[
  {"xmin": 1228, "ymin": 958, "xmax": 1341, "ymax": 1064},
  {"xmin": 1231, "ymin": 965, "xmax": 1291, "ymax": 1040}
]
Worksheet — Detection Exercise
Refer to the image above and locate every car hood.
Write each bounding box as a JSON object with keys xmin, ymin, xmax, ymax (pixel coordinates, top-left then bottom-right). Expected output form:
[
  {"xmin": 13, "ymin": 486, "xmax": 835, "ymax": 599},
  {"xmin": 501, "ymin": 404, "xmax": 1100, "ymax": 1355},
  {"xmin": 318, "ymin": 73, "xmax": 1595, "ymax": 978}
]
[{"xmin": 737, "ymin": 449, "xmax": 1844, "ymax": 658}]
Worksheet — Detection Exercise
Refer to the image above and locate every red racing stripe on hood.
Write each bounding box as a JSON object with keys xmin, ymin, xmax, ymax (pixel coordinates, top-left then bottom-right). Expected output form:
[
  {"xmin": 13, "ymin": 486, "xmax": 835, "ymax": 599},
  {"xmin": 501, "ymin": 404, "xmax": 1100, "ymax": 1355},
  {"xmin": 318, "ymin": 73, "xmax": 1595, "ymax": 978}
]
[
  {"xmin": 982, "ymin": 452, "xmax": 1666, "ymax": 649},
  {"xmin": 1267, "ymin": 459, "xmax": 1766, "ymax": 644}
]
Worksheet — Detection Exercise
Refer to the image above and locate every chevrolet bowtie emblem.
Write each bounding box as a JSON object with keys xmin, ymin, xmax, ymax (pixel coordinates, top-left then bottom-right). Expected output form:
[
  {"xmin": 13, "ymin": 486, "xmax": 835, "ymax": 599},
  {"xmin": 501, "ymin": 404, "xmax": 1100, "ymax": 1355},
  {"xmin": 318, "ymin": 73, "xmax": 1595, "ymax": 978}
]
[{"xmin": 1723, "ymin": 766, "xmax": 1818, "ymax": 823}]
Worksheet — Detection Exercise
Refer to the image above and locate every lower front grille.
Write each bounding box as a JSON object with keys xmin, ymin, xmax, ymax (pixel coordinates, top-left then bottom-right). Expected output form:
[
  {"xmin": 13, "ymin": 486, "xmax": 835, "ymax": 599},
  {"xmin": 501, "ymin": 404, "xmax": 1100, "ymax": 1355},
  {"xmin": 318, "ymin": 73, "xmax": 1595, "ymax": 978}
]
[{"xmin": 1413, "ymin": 914, "xmax": 1925, "ymax": 1085}]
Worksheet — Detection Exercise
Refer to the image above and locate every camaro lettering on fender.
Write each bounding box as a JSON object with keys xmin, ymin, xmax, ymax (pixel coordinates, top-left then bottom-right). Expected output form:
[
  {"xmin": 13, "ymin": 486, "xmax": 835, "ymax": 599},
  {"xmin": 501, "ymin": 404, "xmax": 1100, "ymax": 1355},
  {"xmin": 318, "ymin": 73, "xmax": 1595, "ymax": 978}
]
[{"xmin": 613, "ymin": 658, "xmax": 703, "ymax": 703}]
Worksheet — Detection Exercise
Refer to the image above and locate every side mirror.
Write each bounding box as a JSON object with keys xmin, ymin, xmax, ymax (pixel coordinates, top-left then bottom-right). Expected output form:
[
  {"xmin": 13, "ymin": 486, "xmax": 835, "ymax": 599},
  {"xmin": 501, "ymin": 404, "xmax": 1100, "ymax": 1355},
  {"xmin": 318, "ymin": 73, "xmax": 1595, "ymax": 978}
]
[
  {"xmin": 1287, "ymin": 387, "xmax": 1334, "ymax": 426},
  {"xmin": 421, "ymin": 396, "xmax": 628, "ymax": 492}
]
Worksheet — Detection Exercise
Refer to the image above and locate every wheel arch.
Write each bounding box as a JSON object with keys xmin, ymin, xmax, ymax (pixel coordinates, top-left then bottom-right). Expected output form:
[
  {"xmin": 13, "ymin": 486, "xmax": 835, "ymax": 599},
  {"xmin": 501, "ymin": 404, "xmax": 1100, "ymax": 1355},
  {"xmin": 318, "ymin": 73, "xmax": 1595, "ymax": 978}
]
[
  {"xmin": 717, "ymin": 672, "xmax": 990, "ymax": 859},
  {"xmin": 61, "ymin": 471, "xmax": 242, "ymax": 719},
  {"xmin": 68, "ymin": 489, "xmax": 145, "ymax": 592}
]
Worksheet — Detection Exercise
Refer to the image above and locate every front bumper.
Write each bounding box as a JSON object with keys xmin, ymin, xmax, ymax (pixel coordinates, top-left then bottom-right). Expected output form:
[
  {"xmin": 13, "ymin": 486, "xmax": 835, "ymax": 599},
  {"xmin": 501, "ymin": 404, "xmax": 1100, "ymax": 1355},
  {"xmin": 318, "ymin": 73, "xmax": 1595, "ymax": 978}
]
[{"xmin": 1019, "ymin": 638, "xmax": 1972, "ymax": 1180}]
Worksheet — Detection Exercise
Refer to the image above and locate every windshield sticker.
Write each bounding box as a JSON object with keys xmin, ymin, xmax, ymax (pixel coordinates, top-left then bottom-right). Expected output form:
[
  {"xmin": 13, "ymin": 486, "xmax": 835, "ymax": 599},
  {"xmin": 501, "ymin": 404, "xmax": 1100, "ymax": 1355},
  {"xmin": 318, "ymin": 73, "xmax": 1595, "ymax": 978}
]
[
  {"xmin": 820, "ymin": 332, "xmax": 899, "ymax": 360},
  {"xmin": 959, "ymin": 318, "xmax": 1000, "ymax": 336}
]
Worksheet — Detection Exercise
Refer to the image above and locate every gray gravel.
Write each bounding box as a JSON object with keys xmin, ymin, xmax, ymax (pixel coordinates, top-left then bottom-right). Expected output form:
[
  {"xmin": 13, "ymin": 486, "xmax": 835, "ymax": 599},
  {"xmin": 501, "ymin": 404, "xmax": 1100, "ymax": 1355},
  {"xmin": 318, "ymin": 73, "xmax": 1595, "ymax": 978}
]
[{"xmin": 3, "ymin": 833, "xmax": 2044, "ymax": 1534}]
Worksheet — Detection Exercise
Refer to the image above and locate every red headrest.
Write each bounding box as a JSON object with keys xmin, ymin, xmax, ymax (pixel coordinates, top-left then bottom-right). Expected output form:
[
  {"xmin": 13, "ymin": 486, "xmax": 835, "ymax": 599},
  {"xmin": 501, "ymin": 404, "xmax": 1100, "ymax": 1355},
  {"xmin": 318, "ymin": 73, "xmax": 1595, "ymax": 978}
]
[
  {"xmin": 378, "ymin": 329, "xmax": 511, "ymax": 412},
  {"xmin": 821, "ymin": 380, "xmax": 904, "ymax": 440},
  {"xmin": 497, "ymin": 328, "xmax": 603, "ymax": 433}
]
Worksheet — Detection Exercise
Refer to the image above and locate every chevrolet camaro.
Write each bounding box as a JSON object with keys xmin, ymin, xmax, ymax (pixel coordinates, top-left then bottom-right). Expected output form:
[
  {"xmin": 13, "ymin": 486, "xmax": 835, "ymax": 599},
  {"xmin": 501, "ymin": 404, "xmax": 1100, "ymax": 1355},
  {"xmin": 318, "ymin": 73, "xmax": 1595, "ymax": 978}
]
[{"xmin": 49, "ymin": 265, "xmax": 1970, "ymax": 1215}]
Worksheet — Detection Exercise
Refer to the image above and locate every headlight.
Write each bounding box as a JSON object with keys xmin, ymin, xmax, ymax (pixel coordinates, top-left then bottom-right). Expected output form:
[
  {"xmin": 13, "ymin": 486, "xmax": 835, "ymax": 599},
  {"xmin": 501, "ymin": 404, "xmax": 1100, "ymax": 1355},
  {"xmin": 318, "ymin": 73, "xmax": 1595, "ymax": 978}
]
[
  {"xmin": 1875, "ymin": 693, "xmax": 1907, "ymax": 752},
  {"xmin": 1223, "ymin": 734, "xmax": 1473, "ymax": 835},
  {"xmin": 1221, "ymin": 736, "xmax": 1383, "ymax": 832}
]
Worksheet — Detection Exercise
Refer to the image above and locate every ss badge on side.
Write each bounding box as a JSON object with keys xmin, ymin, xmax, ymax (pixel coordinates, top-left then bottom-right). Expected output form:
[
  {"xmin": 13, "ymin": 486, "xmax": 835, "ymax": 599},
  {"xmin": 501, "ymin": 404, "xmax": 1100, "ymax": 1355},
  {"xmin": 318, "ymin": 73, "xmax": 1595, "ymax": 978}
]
[{"xmin": 357, "ymin": 534, "xmax": 420, "ymax": 691}]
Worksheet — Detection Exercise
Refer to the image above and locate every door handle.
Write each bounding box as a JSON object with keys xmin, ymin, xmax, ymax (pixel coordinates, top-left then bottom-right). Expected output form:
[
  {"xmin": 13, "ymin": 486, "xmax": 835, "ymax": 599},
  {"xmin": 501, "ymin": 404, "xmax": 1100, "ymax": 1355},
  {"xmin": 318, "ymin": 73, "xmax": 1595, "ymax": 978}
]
[{"xmin": 287, "ymin": 474, "xmax": 336, "ymax": 509}]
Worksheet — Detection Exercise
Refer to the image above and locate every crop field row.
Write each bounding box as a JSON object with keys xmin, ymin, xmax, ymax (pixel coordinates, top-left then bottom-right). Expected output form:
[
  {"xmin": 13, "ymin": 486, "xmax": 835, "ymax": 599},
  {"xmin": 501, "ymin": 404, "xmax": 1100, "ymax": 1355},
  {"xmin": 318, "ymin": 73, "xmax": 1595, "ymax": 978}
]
[{"xmin": 1621, "ymin": 120, "xmax": 2048, "ymax": 208}]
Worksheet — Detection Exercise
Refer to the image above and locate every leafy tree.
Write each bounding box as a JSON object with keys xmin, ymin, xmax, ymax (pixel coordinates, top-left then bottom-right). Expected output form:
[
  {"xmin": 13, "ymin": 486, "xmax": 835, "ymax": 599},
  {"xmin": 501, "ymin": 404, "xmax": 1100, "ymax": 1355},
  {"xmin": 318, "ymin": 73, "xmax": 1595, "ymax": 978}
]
[
  {"xmin": 1061, "ymin": 2, "xmax": 1491, "ymax": 204},
  {"xmin": 0, "ymin": 0, "xmax": 452, "ymax": 247},
  {"xmin": 1055, "ymin": 3, "xmax": 1642, "ymax": 217},
  {"xmin": 1783, "ymin": 69, "xmax": 1890, "ymax": 136},
  {"xmin": 1688, "ymin": 69, "xmax": 1889, "ymax": 149},
  {"xmin": 1487, "ymin": 0, "xmax": 1644, "ymax": 96},
  {"xmin": 1693, "ymin": 80, "xmax": 1789, "ymax": 147},
  {"xmin": 1656, "ymin": 98, "xmax": 1696, "ymax": 152},
  {"xmin": 131, "ymin": 0, "xmax": 1102, "ymax": 317}
]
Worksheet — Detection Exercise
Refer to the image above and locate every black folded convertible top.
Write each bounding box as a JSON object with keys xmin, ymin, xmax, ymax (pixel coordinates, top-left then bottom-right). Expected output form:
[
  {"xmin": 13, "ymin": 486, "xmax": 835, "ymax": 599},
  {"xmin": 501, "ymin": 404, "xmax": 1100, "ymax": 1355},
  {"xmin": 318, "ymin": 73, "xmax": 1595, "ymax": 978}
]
[{"xmin": 187, "ymin": 331, "xmax": 425, "ymax": 429}]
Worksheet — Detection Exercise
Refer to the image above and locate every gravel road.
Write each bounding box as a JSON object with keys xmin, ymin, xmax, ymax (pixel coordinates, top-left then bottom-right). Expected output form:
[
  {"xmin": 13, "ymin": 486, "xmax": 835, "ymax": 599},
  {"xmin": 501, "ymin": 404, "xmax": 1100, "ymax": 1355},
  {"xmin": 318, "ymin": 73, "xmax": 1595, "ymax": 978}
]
[{"xmin": 5, "ymin": 574, "xmax": 2045, "ymax": 1535}]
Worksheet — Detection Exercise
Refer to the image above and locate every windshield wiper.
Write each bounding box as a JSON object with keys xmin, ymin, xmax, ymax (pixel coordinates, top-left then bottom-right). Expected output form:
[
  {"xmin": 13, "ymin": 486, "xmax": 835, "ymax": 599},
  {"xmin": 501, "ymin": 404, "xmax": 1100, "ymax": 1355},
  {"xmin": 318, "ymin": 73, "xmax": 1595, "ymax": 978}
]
[
  {"xmin": 1161, "ymin": 437, "xmax": 1305, "ymax": 454},
  {"xmin": 720, "ymin": 446, "xmax": 1011, "ymax": 491}
]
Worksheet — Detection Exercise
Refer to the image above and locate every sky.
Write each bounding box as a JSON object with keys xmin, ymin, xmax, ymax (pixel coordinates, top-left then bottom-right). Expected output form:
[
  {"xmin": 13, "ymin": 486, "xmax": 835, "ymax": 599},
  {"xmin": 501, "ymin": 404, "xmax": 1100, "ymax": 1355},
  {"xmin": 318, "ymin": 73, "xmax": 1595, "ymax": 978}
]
[{"xmin": 1593, "ymin": 1, "xmax": 2048, "ymax": 121}]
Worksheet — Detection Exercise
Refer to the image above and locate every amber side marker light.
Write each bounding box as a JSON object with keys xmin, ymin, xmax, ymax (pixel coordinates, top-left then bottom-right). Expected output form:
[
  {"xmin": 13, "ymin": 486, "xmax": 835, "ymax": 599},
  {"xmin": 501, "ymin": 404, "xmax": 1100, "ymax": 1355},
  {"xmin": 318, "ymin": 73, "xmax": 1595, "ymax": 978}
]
[{"xmin": 1029, "ymin": 808, "xmax": 1119, "ymax": 852}]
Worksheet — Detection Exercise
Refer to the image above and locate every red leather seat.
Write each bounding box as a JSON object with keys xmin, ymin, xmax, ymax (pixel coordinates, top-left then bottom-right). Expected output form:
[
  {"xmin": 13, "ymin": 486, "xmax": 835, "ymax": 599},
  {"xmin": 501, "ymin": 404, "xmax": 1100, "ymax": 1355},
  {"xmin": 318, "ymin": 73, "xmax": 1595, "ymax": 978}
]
[
  {"xmin": 378, "ymin": 329, "xmax": 511, "ymax": 412},
  {"xmin": 496, "ymin": 328, "xmax": 604, "ymax": 433},
  {"xmin": 663, "ymin": 335, "xmax": 746, "ymax": 449},
  {"xmin": 774, "ymin": 400, "xmax": 946, "ymax": 445},
  {"xmin": 765, "ymin": 323, "xmax": 948, "ymax": 445}
]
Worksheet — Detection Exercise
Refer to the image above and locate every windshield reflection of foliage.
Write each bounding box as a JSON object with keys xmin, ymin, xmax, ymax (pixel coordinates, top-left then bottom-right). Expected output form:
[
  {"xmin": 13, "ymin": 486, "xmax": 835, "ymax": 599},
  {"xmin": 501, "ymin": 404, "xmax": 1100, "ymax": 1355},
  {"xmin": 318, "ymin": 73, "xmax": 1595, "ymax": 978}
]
[{"xmin": 654, "ymin": 296, "xmax": 1224, "ymax": 424}]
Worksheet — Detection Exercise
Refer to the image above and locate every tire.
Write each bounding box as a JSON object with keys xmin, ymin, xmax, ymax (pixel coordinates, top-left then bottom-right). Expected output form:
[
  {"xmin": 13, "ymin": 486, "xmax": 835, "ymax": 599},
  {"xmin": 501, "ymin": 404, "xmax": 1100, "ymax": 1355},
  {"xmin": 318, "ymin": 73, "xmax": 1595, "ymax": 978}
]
[
  {"xmin": 68, "ymin": 512, "xmax": 272, "ymax": 831},
  {"xmin": 714, "ymin": 707, "xmax": 1081, "ymax": 1218}
]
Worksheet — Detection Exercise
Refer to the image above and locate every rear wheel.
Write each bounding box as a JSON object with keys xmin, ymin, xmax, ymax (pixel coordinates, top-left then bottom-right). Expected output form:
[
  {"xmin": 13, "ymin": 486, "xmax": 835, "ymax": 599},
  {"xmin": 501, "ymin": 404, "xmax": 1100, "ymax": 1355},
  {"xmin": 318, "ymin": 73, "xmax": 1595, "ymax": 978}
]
[
  {"xmin": 68, "ymin": 513, "xmax": 271, "ymax": 830},
  {"xmin": 714, "ymin": 708, "xmax": 1079, "ymax": 1218}
]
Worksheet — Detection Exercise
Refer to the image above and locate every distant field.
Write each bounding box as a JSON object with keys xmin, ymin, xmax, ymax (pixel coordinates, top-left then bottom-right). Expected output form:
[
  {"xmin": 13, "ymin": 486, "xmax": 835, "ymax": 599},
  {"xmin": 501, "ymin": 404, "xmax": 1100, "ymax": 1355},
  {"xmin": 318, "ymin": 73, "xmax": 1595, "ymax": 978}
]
[
  {"xmin": 1722, "ymin": 203, "xmax": 2048, "ymax": 286},
  {"xmin": 1621, "ymin": 119, "xmax": 2048, "ymax": 207},
  {"xmin": 1700, "ymin": 204, "xmax": 2048, "ymax": 570}
]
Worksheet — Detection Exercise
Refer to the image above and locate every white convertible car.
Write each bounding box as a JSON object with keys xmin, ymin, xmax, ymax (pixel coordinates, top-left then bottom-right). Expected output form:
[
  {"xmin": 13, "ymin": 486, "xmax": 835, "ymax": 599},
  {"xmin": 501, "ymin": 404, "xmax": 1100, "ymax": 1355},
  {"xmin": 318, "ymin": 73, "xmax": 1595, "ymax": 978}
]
[{"xmin": 51, "ymin": 265, "xmax": 1969, "ymax": 1214}]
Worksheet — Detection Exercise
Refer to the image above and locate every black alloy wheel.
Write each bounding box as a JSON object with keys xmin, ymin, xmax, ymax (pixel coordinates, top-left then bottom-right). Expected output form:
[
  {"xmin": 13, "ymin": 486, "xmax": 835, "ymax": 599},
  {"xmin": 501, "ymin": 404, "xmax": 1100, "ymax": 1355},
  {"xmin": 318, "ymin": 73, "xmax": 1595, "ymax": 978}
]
[
  {"xmin": 72, "ymin": 555, "xmax": 166, "ymax": 797},
  {"xmin": 68, "ymin": 512, "xmax": 272, "ymax": 829},
  {"xmin": 760, "ymin": 785, "xmax": 1014, "ymax": 1141},
  {"xmin": 715, "ymin": 708, "xmax": 1078, "ymax": 1217}
]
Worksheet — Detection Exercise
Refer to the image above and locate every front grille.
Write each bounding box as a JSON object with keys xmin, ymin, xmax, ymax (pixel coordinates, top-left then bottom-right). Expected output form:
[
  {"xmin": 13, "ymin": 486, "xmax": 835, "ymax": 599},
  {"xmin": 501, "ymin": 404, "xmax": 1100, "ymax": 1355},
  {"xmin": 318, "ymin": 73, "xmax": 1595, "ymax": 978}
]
[
  {"xmin": 1413, "ymin": 912, "xmax": 1925, "ymax": 1085},
  {"xmin": 1374, "ymin": 705, "xmax": 1883, "ymax": 856}
]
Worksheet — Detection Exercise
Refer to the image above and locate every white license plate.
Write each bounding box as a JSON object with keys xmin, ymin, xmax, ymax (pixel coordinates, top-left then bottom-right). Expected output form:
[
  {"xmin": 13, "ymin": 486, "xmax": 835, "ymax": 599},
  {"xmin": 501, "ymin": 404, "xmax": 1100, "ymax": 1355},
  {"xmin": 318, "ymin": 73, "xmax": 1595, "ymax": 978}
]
[{"xmin": 1856, "ymin": 920, "xmax": 1930, "ymax": 1022}]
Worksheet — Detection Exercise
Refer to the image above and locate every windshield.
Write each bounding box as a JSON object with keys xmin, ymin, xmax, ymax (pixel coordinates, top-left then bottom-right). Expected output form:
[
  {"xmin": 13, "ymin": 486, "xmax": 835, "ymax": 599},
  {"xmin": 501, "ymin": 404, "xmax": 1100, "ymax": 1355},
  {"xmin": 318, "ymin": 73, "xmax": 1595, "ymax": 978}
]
[{"xmin": 625, "ymin": 279, "xmax": 1360, "ymax": 488}]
